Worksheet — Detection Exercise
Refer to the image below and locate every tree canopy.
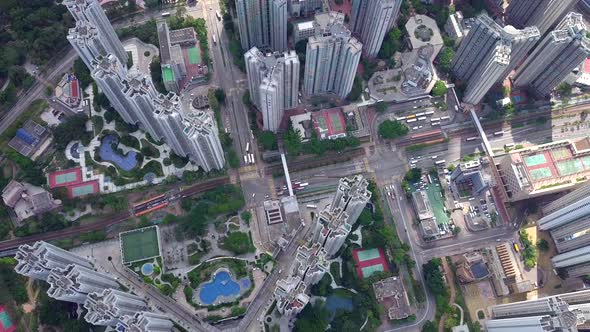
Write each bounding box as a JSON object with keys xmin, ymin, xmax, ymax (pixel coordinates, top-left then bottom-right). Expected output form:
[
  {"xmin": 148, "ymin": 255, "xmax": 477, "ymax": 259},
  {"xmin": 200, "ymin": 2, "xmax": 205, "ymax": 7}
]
[
  {"xmin": 283, "ymin": 127, "xmax": 303, "ymax": 156},
  {"xmin": 437, "ymin": 47, "xmax": 455, "ymax": 74},
  {"xmin": 53, "ymin": 114, "xmax": 90, "ymax": 150},
  {"xmin": 378, "ymin": 120, "xmax": 409, "ymax": 139},
  {"xmin": 431, "ymin": 80, "xmax": 448, "ymax": 97}
]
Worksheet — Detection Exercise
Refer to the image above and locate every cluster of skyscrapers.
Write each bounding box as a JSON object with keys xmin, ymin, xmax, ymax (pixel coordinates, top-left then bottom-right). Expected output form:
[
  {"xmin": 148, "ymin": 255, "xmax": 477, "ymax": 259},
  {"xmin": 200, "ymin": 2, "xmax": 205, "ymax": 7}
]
[
  {"xmin": 238, "ymin": 0, "xmax": 401, "ymax": 131},
  {"xmin": 452, "ymin": 0, "xmax": 590, "ymax": 104},
  {"xmin": 537, "ymin": 184, "xmax": 590, "ymax": 279},
  {"xmin": 273, "ymin": 175, "xmax": 371, "ymax": 317},
  {"xmin": 484, "ymin": 289, "xmax": 590, "ymax": 331},
  {"xmin": 14, "ymin": 241, "xmax": 173, "ymax": 331},
  {"xmin": 66, "ymin": 0, "xmax": 224, "ymax": 171}
]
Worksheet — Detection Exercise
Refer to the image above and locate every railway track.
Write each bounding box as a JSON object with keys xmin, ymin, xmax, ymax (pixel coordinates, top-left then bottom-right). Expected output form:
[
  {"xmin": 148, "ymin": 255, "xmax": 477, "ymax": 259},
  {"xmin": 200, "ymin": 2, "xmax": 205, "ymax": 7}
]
[{"xmin": 0, "ymin": 176, "xmax": 230, "ymax": 251}]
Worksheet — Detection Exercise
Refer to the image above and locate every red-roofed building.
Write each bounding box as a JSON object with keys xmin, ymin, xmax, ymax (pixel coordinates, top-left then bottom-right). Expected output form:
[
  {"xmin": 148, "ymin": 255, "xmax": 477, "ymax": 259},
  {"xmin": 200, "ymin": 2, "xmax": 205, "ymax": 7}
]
[{"xmin": 55, "ymin": 73, "xmax": 82, "ymax": 108}]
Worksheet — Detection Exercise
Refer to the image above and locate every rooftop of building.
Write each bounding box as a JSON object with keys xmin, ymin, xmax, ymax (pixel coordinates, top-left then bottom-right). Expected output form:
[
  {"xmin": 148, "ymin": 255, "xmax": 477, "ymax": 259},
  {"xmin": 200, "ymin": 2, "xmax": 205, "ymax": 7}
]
[
  {"xmin": 168, "ymin": 27, "xmax": 197, "ymax": 45},
  {"xmin": 412, "ymin": 190, "xmax": 434, "ymax": 220},
  {"xmin": 8, "ymin": 119, "xmax": 51, "ymax": 159},
  {"xmin": 405, "ymin": 14, "xmax": 443, "ymax": 54},
  {"xmin": 501, "ymin": 138, "xmax": 590, "ymax": 194},
  {"xmin": 372, "ymin": 276, "xmax": 414, "ymax": 320}
]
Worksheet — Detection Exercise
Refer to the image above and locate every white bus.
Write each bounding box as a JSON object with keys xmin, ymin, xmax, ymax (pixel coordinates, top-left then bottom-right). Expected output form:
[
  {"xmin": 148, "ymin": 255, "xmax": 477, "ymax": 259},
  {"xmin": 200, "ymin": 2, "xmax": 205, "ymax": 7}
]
[
  {"xmin": 440, "ymin": 116, "xmax": 450, "ymax": 121},
  {"xmin": 424, "ymin": 110, "xmax": 435, "ymax": 115},
  {"xmin": 246, "ymin": 142, "xmax": 250, "ymax": 152},
  {"xmin": 430, "ymin": 117, "xmax": 440, "ymax": 122},
  {"xmin": 407, "ymin": 118, "xmax": 417, "ymax": 123},
  {"xmin": 161, "ymin": 12, "xmax": 171, "ymax": 17},
  {"xmin": 431, "ymin": 122, "xmax": 440, "ymax": 126},
  {"xmin": 415, "ymin": 112, "xmax": 425, "ymax": 117},
  {"xmin": 435, "ymin": 159, "xmax": 446, "ymax": 165},
  {"xmin": 396, "ymin": 117, "xmax": 405, "ymax": 121},
  {"xmin": 249, "ymin": 153, "xmax": 255, "ymax": 164},
  {"xmin": 306, "ymin": 204, "xmax": 317, "ymax": 209},
  {"xmin": 216, "ymin": 10, "xmax": 222, "ymax": 20},
  {"xmin": 244, "ymin": 155, "xmax": 248, "ymax": 164},
  {"xmin": 417, "ymin": 116, "xmax": 427, "ymax": 121},
  {"xmin": 494, "ymin": 131, "xmax": 504, "ymax": 136},
  {"xmin": 504, "ymin": 143, "xmax": 515, "ymax": 148},
  {"xmin": 212, "ymin": 34, "xmax": 217, "ymax": 44},
  {"xmin": 466, "ymin": 137, "xmax": 478, "ymax": 142}
]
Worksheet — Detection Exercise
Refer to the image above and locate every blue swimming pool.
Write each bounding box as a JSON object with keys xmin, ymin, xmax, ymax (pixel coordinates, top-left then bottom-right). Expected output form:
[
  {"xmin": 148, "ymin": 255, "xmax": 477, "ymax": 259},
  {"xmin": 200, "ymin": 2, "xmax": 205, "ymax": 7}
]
[
  {"xmin": 141, "ymin": 263, "xmax": 154, "ymax": 276},
  {"xmin": 99, "ymin": 135, "xmax": 138, "ymax": 171},
  {"xmin": 198, "ymin": 271, "xmax": 242, "ymax": 305}
]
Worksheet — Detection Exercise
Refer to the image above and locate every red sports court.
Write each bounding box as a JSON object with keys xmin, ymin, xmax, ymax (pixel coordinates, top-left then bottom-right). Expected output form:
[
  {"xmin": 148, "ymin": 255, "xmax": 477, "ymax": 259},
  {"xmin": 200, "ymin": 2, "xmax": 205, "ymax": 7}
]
[
  {"xmin": 0, "ymin": 306, "xmax": 15, "ymax": 332},
  {"xmin": 352, "ymin": 247, "xmax": 389, "ymax": 279},
  {"xmin": 48, "ymin": 168, "xmax": 99, "ymax": 198}
]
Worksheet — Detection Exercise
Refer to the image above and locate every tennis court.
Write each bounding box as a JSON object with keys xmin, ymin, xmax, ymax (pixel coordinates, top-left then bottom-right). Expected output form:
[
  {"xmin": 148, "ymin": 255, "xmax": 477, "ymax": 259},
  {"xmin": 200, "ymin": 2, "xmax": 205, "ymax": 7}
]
[
  {"xmin": 357, "ymin": 248, "xmax": 381, "ymax": 261},
  {"xmin": 524, "ymin": 154, "xmax": 547, "ymax": 167},
  {"xmin": 187, "ymin": 47, "xmax": 201, "ymax": 65},
  {"xmin": 162, "ymin": 67, "xmax": 175, "ymax": 82},
  {"xmin": 529, "ymin": 167, "xmax": 553, "ymax": 180},
  {"xmin": 556, "ymin": 159, "xmax": 583, "ymax": 176},
  {"xmin": 48, "ymin": 168, "xmax": 82, "ymax": 188},
  {"xmin": 551, "ymin": 148, "xmax": 571, "ymax": 161},
  {"xmin": 361, "ymin": 265, "xmax": 384, "ymax": 278},
  {"xmin": 55, "ymin": 172, "xmax": 77, "ymax": 185},
  {"xmin": 120, "ymin": 226, "xmax": 161, "ymax": 264},
  {"xmin": 0, "ymin": 306, "xmax": 15, "ymax": 332},
  {"xmin": 70, "ymin": 182, "xmax": 99, "ymax": 198},
  {"xmin": 329, "ymin": 111, "xmax": 344, "ymax": 132}
]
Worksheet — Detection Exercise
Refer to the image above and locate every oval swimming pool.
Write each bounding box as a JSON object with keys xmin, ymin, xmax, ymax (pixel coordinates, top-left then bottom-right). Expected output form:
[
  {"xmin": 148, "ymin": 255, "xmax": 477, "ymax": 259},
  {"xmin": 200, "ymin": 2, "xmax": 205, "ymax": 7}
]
[
  {"xmin": 141, "ymin": 263, "xmax": 154, "ymax": 276},
  {"xmin": 198, "ymin": 271, "xmax": 241, "ymax": 305}
]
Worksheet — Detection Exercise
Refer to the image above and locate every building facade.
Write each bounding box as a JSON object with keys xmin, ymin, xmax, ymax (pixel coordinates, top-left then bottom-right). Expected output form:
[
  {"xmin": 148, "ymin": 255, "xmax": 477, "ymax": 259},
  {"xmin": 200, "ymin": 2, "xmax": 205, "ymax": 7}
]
[
  {"xmin": 235, "ymin": 0, "xmax": 288, "ymax": 52},
  {"xmin": 46, "ymin": 264, "xmax": 120, "ymax": 304},
  {"xmin": 64, "ymin": 0, "xmax": 127, "ymax": 65},
  {"xmin": 486, "ymin": 290, "xmax": 590, "ymax": 332},
  {"xmin": 116, "ymin": 312, "xmax": 174, "ymax": 332},
  {"xmin": 451, "ymin": 14, "xmax": 540, "ymax": 104},
  {"xmin": 84, "ymin": 288, "xmax": 148, "ymax": 326},
  {"xmin": 244, "ymin": 47, "xmax": 300, "ymax": 132},
  {"xmin": 15, "ymin": 242, "xmax": 93, "ymax": 281},
  {"xmin": 506, "ymin": 0, "xmax": 578, "ymax": 35},
  {"xmin": 351, "ymin": 0, "xmax": 402, "ymax": 58},
  {"xmin": 292, "ymin": 242, "xmax": 329, "ymax": 286},
  {"xmin": 304, "ymin": 15, "xmax": 362, "ymax": 99},
  {"xmin": 330, "ymin": 174, "xmax": 372, "ymax": 223},
  {"xmin": 514, "ymin": 12, "xmax": 590, "ymax": 98},
  {"xmin": 274, "ymin": 276, "xmax": 310, "ymax": 318}
]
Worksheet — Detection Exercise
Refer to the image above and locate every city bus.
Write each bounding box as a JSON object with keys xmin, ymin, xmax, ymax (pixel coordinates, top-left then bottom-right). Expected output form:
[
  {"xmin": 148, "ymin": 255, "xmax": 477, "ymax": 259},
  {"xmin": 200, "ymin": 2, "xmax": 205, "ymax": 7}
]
[
  {"xmin": 466, "ymin": 137, "xmax": 478, "ymax": 142},
  {"xmin": 213, "ymin": 34, "xmax": 217, "ymax": 44},
  {"xmin": 161, "ymin": 12, "xmax": 170, "ymax": 17},
  {"xmin": 435, "ymin": 159, "xmax": 446, "ymax": 166},
  {"xmin": 216, "ymin": 10, "xmax": 222, "ymax": 20}
]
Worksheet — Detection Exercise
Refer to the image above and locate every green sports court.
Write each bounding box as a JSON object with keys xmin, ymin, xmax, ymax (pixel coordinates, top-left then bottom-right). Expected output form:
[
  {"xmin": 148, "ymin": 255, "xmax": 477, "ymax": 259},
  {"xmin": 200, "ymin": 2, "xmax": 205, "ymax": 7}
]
[
  {"xmin": 187, "ymin": 47, "xmax": 201, "ymax": 65},
  {"xmin": 162, "ymin": 67, "xmax": 175, "ymax": 82},
  {"xmin": 524, "ymin": 154, "xmax": 547, "ymax": 167},
  {"xmin": 529, "ymin": 167, "xmax": 553, "ymax": 180},
  {"xmin": 120, "ymin": 226, "xmax": 161, "ymax": 265},
  {"xmin": 556, "ymin": 159, "xmax": 583, "ymax": 176}
]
